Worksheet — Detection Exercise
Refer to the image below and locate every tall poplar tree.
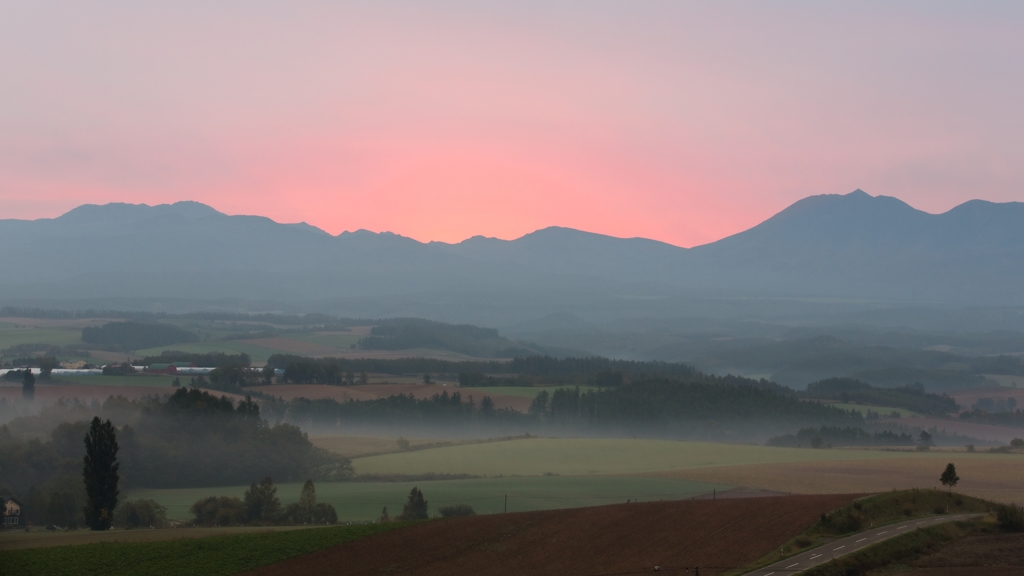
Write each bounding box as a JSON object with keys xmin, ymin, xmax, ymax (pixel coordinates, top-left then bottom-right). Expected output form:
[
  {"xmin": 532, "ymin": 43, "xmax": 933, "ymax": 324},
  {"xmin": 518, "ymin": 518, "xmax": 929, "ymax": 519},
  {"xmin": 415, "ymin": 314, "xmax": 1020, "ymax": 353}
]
[
  {"xmin": 22, "ymin": 368, "xmax": 35, "ymax": 401},
  {"xmin": 83, "ymin": 417, "xmax": 120, "ymax": 530}
]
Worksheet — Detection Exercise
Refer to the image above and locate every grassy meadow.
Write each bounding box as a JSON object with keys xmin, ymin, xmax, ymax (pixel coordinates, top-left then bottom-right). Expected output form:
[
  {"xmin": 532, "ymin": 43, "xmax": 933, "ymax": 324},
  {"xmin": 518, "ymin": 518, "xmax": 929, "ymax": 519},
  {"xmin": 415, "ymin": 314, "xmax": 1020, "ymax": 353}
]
[
  {"xmin": 350, "ymin": 437, "xmax": 928, "ymax": 477},
  {"xmin": 2, "ymin": 522, "xmax": 405, "ymax": 576},
  {"xmin": 128, "ymin": 475, "xmax": 728, "ymax": 522}
]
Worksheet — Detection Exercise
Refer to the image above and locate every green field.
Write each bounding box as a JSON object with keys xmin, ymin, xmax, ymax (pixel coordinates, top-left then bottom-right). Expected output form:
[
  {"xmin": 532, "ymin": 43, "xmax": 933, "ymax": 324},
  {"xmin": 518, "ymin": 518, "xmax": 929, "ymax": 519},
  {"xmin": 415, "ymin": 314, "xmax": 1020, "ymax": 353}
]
[
  {"xmin": 128, "ymin": 475, "xmax": 727, "ymax": 522},
  {"xmin": 0, "ymin": 323, "xmax": 83, "ymax": 349},
  {"xmin": 2, "ymin": 522, "xmax": 403, "ymax": 576},
  {"xmin": 350, "ymin": 437, "xmax": 929, "ymax": 478},
  {"xmin": 134, "ymin": 341, "xmax": 285, "ymax": 363},
  {"xmin": 829, "ymin": 402, "xmax": 925, "ymax": 418}
]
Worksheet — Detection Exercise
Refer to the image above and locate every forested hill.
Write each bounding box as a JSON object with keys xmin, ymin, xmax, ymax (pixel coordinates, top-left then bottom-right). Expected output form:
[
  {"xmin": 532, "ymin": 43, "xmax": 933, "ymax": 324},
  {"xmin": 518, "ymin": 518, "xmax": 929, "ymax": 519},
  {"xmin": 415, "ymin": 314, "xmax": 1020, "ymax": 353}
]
[{"xmin": 2, "ymin": 191, "xmax": 1024, "ymax": 320}]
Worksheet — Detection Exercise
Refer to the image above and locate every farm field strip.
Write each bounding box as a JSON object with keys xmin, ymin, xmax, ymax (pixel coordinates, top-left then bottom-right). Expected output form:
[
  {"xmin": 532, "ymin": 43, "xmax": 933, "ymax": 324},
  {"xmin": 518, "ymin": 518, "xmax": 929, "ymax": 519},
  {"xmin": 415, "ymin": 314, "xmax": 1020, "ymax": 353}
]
[
  {"xmin": 127, "ymin": 476, "xmax": 728, "ymax": 522},
  {"xmin": 351, "ymin": 437, "xmax": 973, "ymax": 478},
  {"xmin": 829, "ymin": 402, "xmax": 925, "ymax": 418}
]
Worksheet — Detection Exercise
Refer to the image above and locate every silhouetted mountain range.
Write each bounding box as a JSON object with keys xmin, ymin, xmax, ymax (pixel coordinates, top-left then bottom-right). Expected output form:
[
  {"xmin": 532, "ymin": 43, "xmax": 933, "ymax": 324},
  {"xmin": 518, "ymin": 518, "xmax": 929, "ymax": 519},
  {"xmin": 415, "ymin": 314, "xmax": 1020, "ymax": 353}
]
[{"xmin": 2, "ymin": 190, "xmax": 1022, "ymax": 322}]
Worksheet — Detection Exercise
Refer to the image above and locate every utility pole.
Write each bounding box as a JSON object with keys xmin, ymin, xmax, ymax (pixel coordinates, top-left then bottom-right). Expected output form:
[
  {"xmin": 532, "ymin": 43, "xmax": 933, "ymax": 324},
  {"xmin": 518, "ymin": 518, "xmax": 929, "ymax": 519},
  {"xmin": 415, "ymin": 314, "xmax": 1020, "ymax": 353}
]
[{"xmin": 504, "ymin": 494, "xmax": 507, "ymax": 513}]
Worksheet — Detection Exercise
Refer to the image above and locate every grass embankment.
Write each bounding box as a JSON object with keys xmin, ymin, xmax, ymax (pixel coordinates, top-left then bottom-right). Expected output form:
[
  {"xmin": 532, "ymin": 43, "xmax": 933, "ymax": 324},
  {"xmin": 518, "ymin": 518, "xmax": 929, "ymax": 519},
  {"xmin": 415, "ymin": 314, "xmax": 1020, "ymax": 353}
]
[
  {"xmin": 2, "ymin": 522, "xmax": 406, "ymax": 576},
  {"xmin": 801, "ymin": 520, "xmax": 980, "ymax": 576},
  {"xmin": 742, "ymin": 490, "xmax": 995, "ymax": 574}
]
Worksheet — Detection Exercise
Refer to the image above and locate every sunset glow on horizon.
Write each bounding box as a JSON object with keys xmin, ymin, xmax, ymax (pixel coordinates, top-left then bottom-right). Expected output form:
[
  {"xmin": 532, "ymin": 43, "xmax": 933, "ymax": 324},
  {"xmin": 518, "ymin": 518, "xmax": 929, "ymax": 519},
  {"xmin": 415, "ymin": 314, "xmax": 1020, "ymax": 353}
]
[{"xmin": 2, "ymin": 2, "xmax": 1023, "ymax": 247}]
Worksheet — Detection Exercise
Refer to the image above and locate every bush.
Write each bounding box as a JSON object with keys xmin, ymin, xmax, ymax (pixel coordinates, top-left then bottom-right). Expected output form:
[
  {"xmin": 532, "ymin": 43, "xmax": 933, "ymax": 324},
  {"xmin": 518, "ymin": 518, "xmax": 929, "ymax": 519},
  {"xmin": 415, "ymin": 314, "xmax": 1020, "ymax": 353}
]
[
  {"xmin": 114, "ymin": 499, "xmax": 169, "ymax": 529},
  {"xmin": 190, "ymin": 496, "xmax": 247, "ymax": 526},
  {"xmin": 997, "ymin": 503, "xmax": 1024, "ymax": 532},
  {"xmin": 438, "ymin": 504, "xmax": 476, "ymax": 518}
]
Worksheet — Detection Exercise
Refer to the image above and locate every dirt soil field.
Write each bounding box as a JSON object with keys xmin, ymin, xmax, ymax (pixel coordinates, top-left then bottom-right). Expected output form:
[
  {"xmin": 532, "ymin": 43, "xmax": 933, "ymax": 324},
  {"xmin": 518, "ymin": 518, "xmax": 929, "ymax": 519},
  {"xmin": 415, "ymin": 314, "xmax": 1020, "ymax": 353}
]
[
  {"xmin": 252, "ymin": 383, "xmax": 534, "ymax": 412},
  {"xmin": 243, "ymin": 494, "xmax": 859, "ymax": 576},
  {"xmin": 878, "ymin": 532, "xmax": 1024, "ymax": 576},
  {"xmin": 649, "ymin": 457, "xmax": 1024, "ymax": 503}
]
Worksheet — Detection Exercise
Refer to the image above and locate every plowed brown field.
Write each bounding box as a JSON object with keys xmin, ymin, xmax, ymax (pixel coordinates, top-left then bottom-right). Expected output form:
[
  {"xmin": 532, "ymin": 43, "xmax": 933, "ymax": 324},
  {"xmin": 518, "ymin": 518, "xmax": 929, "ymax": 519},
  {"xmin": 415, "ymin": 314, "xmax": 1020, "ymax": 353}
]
[{"xmin": 243, "ymin": 494, "xmax": 859, "ymax": 576}]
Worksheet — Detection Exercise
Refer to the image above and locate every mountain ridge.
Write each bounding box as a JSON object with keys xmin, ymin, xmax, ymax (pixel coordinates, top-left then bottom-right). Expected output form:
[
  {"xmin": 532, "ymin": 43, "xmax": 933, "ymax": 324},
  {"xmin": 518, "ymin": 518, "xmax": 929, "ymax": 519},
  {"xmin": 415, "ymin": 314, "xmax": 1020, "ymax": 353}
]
[{"xmin": 2, "ymin": 191, "xmax": 1022, "ymax": 319}]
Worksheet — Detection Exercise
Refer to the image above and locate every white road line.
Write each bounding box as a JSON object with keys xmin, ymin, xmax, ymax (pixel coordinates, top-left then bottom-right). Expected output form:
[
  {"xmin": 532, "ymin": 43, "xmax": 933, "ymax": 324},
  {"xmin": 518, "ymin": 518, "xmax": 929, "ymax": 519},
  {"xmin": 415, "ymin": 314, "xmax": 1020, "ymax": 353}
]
[
  {"xmin": 786, "ymin": 563, "xmax": 799, "ymax": 568},
  {"xmin": 833, "ymin": 545, "xmax": 845, "ymax": 551},
  {"xmin": 856, "ymin": 538, "xmax": 867, "ymax": 542},
  {"xmin": 898, "ymin": 525, "xmax": 907, "ymax": 529},
  {"xmin": 878, "ymin": 531, "xmax": 887, "ymax": 535},
  {"xmin": 764, "ymin": 573, "xmax": 773, "ymax": 576},
  {"xmin": 810, "ymin": 554, "xmax": 822, "ymax": 559}
]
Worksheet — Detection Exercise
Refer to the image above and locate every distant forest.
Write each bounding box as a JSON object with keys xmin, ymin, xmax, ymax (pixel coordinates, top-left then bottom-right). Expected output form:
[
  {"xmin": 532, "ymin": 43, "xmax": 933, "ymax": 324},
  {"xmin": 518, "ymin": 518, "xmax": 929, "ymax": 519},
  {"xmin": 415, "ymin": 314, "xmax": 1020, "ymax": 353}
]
[
  {"xmin": 801, "ymin": 378, "xmax": 959, "ymax": 415},
  {"xmin": 81, "ymin": 321, "xmax": 199, "ymax": 351}
]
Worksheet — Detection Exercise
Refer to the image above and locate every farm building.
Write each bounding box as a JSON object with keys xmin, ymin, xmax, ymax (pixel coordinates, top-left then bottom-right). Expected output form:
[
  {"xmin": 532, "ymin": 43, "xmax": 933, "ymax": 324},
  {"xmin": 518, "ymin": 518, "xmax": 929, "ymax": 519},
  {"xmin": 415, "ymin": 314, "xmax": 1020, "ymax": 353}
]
[{"xmin": 3, "ymin": 497, "xmax": 23, "ymax": 527}]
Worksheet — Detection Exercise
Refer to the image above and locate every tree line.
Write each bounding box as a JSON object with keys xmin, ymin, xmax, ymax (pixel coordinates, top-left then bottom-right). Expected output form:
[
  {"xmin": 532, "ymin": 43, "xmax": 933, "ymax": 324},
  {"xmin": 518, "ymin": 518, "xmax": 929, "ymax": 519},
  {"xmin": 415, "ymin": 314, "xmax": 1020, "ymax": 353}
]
[
  {"xmin": 269, "ymin": 354, "xmax": 699, "ymax": 386},
  {"xmin": 801, "ymin": 378, "xmax": 960, "ymax": 415}
]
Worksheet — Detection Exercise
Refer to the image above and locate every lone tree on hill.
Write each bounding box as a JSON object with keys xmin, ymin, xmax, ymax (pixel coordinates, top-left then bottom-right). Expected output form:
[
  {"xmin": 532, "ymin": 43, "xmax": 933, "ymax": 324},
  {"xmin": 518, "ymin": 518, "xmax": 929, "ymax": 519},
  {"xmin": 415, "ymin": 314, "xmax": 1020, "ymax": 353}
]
[
  {"xmin": 83, "ymin": 417, "xmax": 120, "ymax": 530},
  {"xmin": 940, "ymin": 463, "xmax": 960, "ymax": 493},
  {"xmin": 400, "ymin": 487, "xmax": 428, "ymax": 520},
  {"xmin": 22, "ymin": 368, "xmax": 35, "ymax": 401}
]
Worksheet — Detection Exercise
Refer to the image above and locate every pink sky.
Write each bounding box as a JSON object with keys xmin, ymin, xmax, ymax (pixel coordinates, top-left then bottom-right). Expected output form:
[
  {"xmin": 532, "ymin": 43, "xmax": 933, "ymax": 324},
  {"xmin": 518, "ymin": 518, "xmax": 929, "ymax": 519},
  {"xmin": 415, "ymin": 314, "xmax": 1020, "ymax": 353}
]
[{"xmin": 2, "ymin": 2, "xmax": 1023, "ymax": 247}]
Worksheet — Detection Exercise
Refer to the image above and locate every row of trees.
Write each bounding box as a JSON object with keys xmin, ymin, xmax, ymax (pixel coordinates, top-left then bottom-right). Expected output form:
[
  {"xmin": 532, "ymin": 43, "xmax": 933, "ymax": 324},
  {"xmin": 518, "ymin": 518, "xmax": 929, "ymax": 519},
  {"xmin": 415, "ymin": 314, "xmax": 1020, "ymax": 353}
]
[
  {"xmin": 190, "ymin": 478, "xmax": 337, "ymax": 526},
  {"xmin": 767, "ymin": 426, "xmax": 916, "ymax": 448},
  {"xmin": 267, "ymin": 354, "xmax": 699, "ymax": 387}
]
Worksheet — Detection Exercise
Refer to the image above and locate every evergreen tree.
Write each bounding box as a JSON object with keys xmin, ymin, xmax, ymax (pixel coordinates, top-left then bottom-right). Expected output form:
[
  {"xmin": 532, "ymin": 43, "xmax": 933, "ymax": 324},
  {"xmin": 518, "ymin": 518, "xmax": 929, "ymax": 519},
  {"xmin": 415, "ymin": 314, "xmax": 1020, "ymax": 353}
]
[
  {"xmin": 82, "ymin": 417, "xmax": 120, "ymax": 530},
  {"xmin": 379, "ymin": 506, "xmax": 390, "ymax": 523},
  {"xmin": 22, "ymin": 368, "xmax": 35, "ymax": 401},
  {"xmin": 298, "ymin": 479, "xmax": 316, "ymax": 522},
  {"xmin": 400, "ymin": 487, "xmax": 428, "ymax": 520},
  {"xmin": 940, "ymin": 463, "xmax": 960, "ymax": 493}
]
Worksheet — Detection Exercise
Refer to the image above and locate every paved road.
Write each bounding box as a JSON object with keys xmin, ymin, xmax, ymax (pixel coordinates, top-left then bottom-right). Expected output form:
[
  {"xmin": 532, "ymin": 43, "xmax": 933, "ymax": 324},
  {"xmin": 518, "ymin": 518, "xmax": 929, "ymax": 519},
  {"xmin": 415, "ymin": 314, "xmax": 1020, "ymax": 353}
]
[{"xmin": 742, "ymin": 513, "xmax": 983, "ymax": 575}]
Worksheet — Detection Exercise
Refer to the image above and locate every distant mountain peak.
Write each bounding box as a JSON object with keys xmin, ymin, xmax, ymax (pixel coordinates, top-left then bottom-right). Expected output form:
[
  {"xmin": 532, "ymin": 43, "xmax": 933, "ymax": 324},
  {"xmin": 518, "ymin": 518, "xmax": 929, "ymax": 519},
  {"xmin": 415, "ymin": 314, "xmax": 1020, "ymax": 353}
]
[{"xmin": 57, "ymin": 200, "xmax": 224, "ymax": 224}]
